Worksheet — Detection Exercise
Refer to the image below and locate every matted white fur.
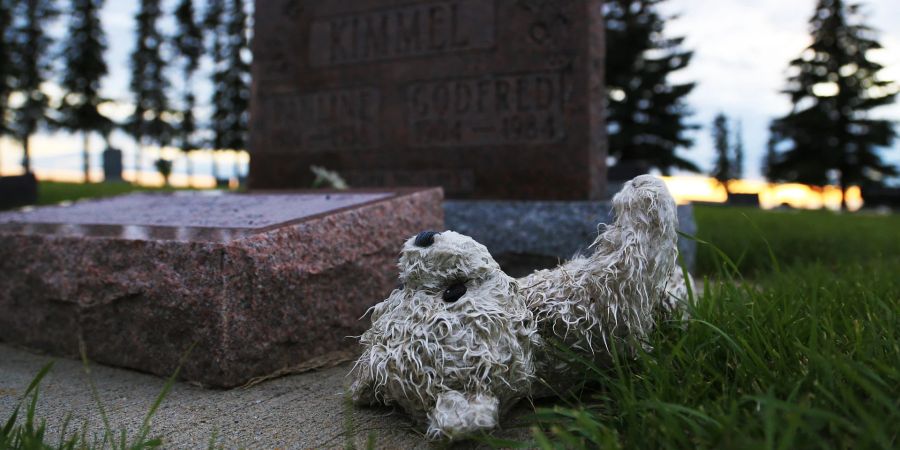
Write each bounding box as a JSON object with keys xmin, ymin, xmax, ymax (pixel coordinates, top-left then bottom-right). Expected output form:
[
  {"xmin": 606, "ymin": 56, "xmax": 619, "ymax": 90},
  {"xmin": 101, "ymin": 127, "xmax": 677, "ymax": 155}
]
[
  {"xmin": 350, "ymin": 175, "xmax": 690, "ymax": 440},
  {"xmin": 521, "ymin": 175, "xmax": 683, "ymax": 390},
  {"xmin": 349, "ymin": 231, "xmax": 537, "ymax": 440}
]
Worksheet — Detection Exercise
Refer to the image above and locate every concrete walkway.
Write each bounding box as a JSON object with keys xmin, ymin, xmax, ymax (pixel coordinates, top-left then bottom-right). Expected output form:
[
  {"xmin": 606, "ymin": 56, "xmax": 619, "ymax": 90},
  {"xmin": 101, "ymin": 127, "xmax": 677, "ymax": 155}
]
[{"xmin": 0, "ymin": 344, "xmax": 533, "ymax": 449}]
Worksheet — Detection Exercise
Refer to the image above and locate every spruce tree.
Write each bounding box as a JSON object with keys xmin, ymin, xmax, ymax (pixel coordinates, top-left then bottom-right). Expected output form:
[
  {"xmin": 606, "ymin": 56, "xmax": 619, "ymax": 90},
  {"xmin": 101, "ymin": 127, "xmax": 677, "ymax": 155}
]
[
  {"xmin": 732, "ymin": 120, "xmax": 744, "ymax": 179},
  {"xmin": 0, "ymin": 0, "xmax": 15, "ymax": 173},
  {"xmin": 173, "ymin": 0, "xmax": 202, "ymax": 186},
  {"xmin": 604, "ymin": 0, "xmax": 698, "ymax": 174},
  {"xmin": 10, "ymin": 0, "xmax": 58, "ymax": 173},
  {"xmin": 222, "ymin": 0, "xmax": 249, "ymax": 179},
  {"xmin": 205, "ymin": 0, "xmax": 249, "ymax": 184},
  {"xmin": 768, "ymin": 0, "xmax": 897, "ymax": 209},
  {"xmin": 127, "ymin": 0, "xmax": 170, "ymax": 185},
  {"xmin": 763, "ymin": 133, "xmax": 778, "ymax": 181},
  {"xmin": 203, "ymin": 0, "xmax": 225, "ymax": 182},
  {"xmin": 711, "ymin": 113, "xmax": 731, "ymax": 189},
  {"xmin": 59, "ymin": 0, "xmax": 110, "ymax": 183}
]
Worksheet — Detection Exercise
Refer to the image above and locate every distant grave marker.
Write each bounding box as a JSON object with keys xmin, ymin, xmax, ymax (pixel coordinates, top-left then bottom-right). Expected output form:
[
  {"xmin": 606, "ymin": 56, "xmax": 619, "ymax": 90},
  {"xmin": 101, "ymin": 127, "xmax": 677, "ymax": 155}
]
[
  {"xmin": 0, "ymin": 173, "xmax": 38, "ymax": 210},
  {"xmin": 249, "ymin": 0, "xmax": 606, "ymax": 199},
  {"xmin": 102, "ymin": 148, "xmax": 123, "ymax": 182}
]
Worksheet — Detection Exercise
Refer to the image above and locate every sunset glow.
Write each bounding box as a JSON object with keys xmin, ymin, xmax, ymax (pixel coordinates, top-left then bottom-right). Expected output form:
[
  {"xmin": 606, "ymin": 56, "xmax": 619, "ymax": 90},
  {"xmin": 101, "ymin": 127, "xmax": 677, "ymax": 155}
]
[{"xmin": 662, "ymin": 176, "xmax": 864, "ymax": 211}]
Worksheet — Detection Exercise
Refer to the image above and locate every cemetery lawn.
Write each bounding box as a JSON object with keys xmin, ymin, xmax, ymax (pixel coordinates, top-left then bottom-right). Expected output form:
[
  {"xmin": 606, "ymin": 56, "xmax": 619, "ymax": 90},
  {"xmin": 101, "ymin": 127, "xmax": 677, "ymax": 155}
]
[
  {"xmin": 35, "ymin": 181, "xmax": 186, "ymax": 207},
  {"xmin": 503, "ymin": 206, "xmax": 900, "ymax": 449},
  {"xmin": 2, "ymin": 205, "xmax": 897, "ymax": 449}
]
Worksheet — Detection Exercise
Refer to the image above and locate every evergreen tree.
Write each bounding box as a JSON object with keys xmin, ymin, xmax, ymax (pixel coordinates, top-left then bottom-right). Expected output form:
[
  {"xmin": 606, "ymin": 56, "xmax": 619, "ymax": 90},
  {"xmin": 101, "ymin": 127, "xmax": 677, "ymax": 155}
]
[
  {"xmin": 127, "ymin": 0, "xmax": 170, "ymax": 185},
  {"xmin": 10, "ymin": 0, "xmax": 58, "ymax": 173},
  {"xmin": 604, "ymin": 0, "xmax": 698, "ymax": 174},
  {"xmin": 222, "ymin": 0, "xmax": 249, "ymax": 180},
  {"xmin": 769, "ymin": 0, "xmax": 897, "ymax": 209},
  {"xmin": 732, "ymin": 119, "xmax": 744, "ymax": 179},
  {"xmin": 223, "ymin": 0, "xmax": 250, "ymax": 150},
  {"xmin": 173, "ymin": 0, "xmax": 202, "ymax": 186},
  {"xmin": 0, "ymin": 0, "xmax": 15, "ymax": 173},
  {"xmin": 59, "ymin": 0, "xmax": 110, "ymax": 183},
  {"xmin": 205, "ymin": 0, "xmax": 248, "ymax": 183},
  {"xmin": 203, "ymin": 0, "xmax": 225, "ymax": 182},
  {"xmin": 763, "ymin": 132, "xmax": 778, "ymax": 180},
  {"xmin": 711, "ymin": 113, "xmax": 731, "ymax": 188},
  {"xmin": 205, "ymin": 0, "xmax": 249, "ymax": 183}
]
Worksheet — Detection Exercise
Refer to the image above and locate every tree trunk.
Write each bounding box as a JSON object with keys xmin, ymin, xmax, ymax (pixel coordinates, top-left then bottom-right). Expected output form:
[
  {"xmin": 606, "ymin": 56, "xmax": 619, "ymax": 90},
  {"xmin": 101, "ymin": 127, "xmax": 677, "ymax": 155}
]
[
  {"xmin": 82, "ymin": 132, "xmax": 91, "ymax": 183},
  {"xmin": 185, "ymin": 152, "xmax": 193, "ymax": 188},
  {"xmin": 211, "ymin": 150, "xmax": 219, "ymax": 184},
  {"xmin": 22, "ymin": 134, "xmax": 31, "ymax": 173},
  {"xmin": 134, "ymin": 138, "xmax": 143, "ymax": 185},
  {"xmin": 839, "ymin": 174, "xmax": 848, "ymax": 212},
  {"xmin": 233, "ymin": 151, "xmax": 241, "ymax": 182}
]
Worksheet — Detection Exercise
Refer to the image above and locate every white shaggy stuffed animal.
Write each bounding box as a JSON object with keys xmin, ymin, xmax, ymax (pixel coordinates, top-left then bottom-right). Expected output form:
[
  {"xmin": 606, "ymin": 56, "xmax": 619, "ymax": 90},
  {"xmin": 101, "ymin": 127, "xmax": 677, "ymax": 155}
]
[
  {"xmin": 521, "ymin": 175, "xmax": 684, "ymax": 393},
  {"xmin": 349, "ymin": 230, "xmax": 539, "ymax": 440},
  {"xmin": 350, "ymin": 175, "xmax": 689, "ymax": 440}
]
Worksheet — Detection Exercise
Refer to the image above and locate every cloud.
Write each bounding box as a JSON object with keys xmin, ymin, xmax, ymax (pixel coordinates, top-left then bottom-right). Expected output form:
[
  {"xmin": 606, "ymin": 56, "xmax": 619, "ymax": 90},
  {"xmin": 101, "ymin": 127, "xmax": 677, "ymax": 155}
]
[{"xmin": 661, "ymin": 0, "xmax": 900, "ymax": 179}]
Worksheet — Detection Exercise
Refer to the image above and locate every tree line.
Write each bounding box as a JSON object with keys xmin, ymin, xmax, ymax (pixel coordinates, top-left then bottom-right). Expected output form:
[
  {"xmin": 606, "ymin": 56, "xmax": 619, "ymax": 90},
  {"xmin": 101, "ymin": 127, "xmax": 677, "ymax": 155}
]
[
  {"xmin": 0, "ymin": 0, "xmax": 249, "ymax": 185},
  {"xmin": 606, "ymin": 0, "xmax": 896, "ymax": 209},
  {"xmin": 0, "ymin": 0, "xmax": 896, "ymax": 202}
]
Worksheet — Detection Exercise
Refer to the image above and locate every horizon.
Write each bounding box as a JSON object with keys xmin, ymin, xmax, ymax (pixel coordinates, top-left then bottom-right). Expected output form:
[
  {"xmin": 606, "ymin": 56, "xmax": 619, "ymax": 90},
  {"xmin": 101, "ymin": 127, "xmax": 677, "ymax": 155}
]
[{"xmin": 0, "ymin": 0, "xmax": 898, "ymax": 187}]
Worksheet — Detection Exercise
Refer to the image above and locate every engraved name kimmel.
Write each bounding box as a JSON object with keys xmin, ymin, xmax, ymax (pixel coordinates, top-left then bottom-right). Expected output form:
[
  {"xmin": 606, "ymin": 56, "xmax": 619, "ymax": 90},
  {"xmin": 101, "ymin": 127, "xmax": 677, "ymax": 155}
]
[
  {"xmin": 309, "ymin": 0, "xmax": 495, "ymax": 67},
  {"xmin": 258, "ymin": 88, "xmax": 380, "ymax": 152},
  {"xmin": 407, "ymin": 72, "xmax": 566, "ymax": 147}
]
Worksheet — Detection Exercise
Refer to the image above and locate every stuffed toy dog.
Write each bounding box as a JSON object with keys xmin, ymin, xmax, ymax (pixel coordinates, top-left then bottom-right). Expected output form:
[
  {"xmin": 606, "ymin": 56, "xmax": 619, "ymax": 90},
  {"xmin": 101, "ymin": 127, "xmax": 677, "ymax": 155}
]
[{"xmin": 350, "ymin": 175, "xmax": 689, "ymax": 440}]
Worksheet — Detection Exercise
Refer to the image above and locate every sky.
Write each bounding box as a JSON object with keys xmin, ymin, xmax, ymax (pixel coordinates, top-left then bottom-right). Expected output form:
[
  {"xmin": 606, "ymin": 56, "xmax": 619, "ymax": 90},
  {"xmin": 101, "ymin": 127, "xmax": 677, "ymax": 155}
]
[
  {"xmin": 660, "ymin": 0, "xmax": 900, "ymax": 182},
  {"xmin": 1, "ymin": 0, "xmax": 899, "ymax": 186}
]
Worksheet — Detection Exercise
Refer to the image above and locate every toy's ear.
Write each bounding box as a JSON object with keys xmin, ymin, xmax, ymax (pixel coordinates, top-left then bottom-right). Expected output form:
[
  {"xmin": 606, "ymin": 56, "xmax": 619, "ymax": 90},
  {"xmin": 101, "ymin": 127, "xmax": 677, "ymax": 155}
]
[{"xmin": 414, "ymin": 230, "xmax": 439, "ymax": 247}]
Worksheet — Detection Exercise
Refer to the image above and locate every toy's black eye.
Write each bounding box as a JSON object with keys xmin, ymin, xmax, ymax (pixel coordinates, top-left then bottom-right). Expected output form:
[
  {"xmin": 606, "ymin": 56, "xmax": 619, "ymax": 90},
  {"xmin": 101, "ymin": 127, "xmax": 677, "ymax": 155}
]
[
  {"xmin": 414, "ymin": 230, "xmax": 438, "ymax": 247},
  {"xmin": 442, "ymin": 282, "xmax": 467, "ymax": 303}
]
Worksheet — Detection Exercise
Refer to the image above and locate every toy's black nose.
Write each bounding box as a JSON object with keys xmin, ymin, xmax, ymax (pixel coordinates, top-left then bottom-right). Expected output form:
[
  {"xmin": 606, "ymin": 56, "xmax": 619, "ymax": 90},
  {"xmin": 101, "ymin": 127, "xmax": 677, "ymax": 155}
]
[
  {"xmin": 414, "ymin": 231, "xmax": 438, "ymax": 247},
  {"xmin": 443, "ymin": 282, "xmax": 467, "ymax": 303}
]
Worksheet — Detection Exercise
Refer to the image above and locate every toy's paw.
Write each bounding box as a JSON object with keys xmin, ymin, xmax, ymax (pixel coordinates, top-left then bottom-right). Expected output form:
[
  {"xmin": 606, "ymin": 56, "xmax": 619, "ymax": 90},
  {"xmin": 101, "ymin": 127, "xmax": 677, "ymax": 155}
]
[
  {"xmin": 663, "ymin": 266, "xmax": 693, "ymax": 325},
  {"xmin": 350, "ymin": 374, "xmax": 378, "ymax": 406},
  {"xmin": 426, "ymin": 391, "xmax": 499, "ymax": 441}
]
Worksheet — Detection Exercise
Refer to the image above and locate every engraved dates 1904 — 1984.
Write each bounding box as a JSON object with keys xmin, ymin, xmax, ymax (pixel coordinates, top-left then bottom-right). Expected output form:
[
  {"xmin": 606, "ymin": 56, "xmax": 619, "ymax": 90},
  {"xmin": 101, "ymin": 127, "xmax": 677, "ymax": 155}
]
[{"xmin": 406, "ymin": 72, "xmax": 566, "ymax": 147}]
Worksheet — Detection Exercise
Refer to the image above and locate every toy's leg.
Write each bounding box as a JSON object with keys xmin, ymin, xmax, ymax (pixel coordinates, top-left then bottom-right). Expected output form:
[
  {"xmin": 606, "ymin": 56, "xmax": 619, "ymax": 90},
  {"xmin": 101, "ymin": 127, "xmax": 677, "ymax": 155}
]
[
  {"xmin": 348, "ymin": 359, "xmax": 378, "ymax": 406},
  {"xmin": 426, "ymin": 390, "xmax": 500, "ymax": 440},
  {"xmin": 662, "ymin": 266, "xmax": 693, "ymax": 322}
]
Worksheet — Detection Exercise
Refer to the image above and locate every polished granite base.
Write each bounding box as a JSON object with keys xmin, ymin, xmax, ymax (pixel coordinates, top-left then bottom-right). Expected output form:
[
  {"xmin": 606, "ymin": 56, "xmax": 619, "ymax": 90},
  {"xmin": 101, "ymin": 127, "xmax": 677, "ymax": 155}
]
[
  {"xmin": 0, "ymin": 188, "xmax": 443, "ymax": 387},
  {"xmin": 444, "ymin": 200, "xmax": 697, "ymax": 271}
]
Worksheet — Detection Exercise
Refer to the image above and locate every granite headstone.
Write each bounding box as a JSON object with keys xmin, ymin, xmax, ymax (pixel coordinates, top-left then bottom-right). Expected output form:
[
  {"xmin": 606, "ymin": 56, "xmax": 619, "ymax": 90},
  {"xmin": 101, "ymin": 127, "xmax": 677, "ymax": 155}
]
[
  {"xmin": 0, "ymin": 173, "xmax": 38, "ymax": 210},
  {"xmin": 249, "ymin": 0, "xmax": 606, "ymax": 200},
  {"xmin": 0, "ymin": 188, "xmax": 443, "ymax": 387},
  {"xmin": 102, "ymin": 148, "xmax": 123, "ymax": 182}
]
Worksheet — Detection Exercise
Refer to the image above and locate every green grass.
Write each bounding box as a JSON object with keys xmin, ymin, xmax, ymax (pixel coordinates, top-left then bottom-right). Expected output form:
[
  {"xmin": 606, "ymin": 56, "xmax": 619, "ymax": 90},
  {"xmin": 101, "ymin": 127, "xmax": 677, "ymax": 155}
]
[
  {"xmin": 1, "ymin": 353, "xmax": 183, "ymax": 450},
  {"xmin": 4, "ymin": 205, "xmax": 898, "ymax": 449},
  {"xmin": 34, "ymin": 182, "xmax": 182, "ymax": 207},
  {"xmin": 507, "ymin": 206, "xmax": 900, "ymax": 449},
  {"xmin": 693, "ymin": 206, "xmax": 900, "ymax": 276}
]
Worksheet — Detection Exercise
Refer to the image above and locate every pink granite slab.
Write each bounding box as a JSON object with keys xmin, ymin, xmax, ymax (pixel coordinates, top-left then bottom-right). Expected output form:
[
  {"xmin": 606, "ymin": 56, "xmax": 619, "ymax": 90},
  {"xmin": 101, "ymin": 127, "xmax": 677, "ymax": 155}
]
[{"xmin": 0, "ymin": 188, "xmax": 443, "ymax": 387}]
